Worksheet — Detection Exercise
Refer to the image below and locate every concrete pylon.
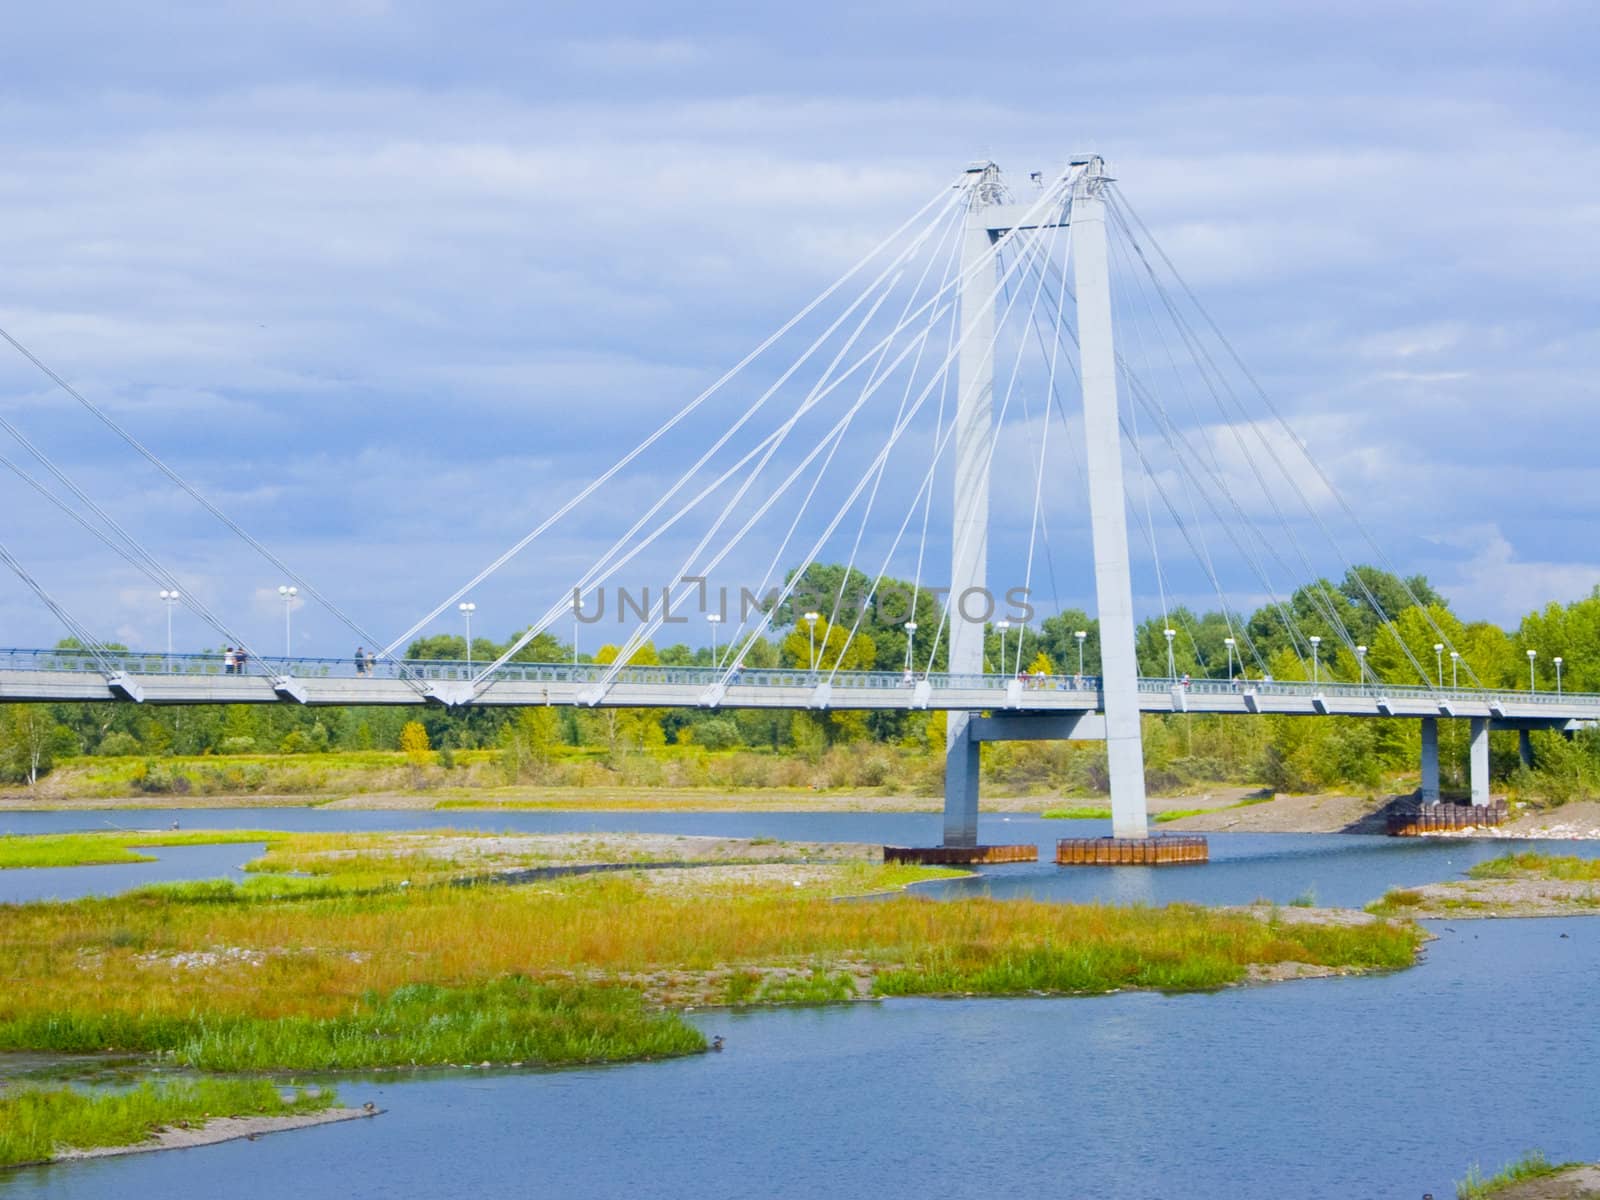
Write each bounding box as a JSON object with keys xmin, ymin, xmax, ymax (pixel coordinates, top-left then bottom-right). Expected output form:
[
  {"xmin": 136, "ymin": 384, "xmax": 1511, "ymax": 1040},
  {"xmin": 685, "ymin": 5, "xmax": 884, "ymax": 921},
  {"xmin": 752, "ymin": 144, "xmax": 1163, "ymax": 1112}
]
[
  {"xmin": 1072, "ymin": 159, "xmax": 1150, "ymax": 839},
  {"xmin": 943, "ymin": 163, "xmax": 1000, "ymax": 848}
]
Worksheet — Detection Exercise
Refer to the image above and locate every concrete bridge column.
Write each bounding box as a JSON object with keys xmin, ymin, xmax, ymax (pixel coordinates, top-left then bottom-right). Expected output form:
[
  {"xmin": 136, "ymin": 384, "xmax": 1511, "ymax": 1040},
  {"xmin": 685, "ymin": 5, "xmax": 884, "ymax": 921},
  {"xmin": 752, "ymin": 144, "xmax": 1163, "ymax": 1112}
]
[
  {"xmin": 1419, "ymin": 717, "xmax": 1441, "ymax": 805},
  {"xmin": 1469, "ymin": 717, "xmax": 1490, "ymax": 805},
  {"xmin": 943, "ymin": 721, "xmax": 981, "ymax": 847},
  {"xmin": 1519, "ymin": 729, "xmax": 1534, "ymax": 770},
  {"xmin": 943, "ymin": 166, "xmax": 998, "ymax": 850},
  {"xmin": 1073, "ymin": 159, "xmax": 1149, "ymax": 840}
]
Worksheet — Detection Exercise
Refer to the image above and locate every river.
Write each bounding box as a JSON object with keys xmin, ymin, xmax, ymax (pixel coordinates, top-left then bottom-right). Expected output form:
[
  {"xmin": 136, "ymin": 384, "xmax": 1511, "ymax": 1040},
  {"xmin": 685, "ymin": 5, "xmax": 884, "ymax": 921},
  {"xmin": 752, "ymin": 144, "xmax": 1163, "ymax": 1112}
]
[{"xmin": 3, "ymin": 809, "xmax": 1596, "ymax": 1198}]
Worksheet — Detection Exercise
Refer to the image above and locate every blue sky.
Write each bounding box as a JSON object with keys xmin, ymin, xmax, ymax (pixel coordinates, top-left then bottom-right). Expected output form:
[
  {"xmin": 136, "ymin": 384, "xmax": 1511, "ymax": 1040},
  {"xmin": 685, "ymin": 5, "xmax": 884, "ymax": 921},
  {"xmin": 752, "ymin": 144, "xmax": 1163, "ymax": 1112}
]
[{"xmin": 0, "ymin": 1, "xmax": 1596, "ymax": 657}]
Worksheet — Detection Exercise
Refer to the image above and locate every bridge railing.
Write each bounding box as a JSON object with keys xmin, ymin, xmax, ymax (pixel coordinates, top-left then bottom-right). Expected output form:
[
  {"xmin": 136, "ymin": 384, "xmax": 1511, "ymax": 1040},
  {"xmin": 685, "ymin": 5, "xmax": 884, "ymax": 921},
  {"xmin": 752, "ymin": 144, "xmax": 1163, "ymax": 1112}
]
[{"xmin": 2, "ymin": 648, "xmax": 1598, "ymax": 712}]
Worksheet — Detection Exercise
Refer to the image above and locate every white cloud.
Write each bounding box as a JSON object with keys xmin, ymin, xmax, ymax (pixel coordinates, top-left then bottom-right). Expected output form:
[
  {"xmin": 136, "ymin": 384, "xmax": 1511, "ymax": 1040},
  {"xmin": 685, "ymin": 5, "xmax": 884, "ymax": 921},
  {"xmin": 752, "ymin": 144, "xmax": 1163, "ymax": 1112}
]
[{"xmin": 1439, "ymin": 526, "xmax": 1600, "ymax": 626}]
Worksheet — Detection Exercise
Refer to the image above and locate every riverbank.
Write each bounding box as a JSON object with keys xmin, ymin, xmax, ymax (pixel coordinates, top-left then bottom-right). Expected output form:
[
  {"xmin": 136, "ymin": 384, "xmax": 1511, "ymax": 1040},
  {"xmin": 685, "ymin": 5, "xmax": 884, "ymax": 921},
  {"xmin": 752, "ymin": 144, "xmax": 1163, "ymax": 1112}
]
[
  {"xmin": 57, "ymin": 1107, "xmax": 376, "ymax": 1164},
  {"xmin": 0, "ymin": 1079, "xmax": 346, "ymax": 1169},
  {"xmin": 1492, "ymin": 1164, "xmax": 1600, "ymax": 1199},
  {"xmin": 1371, "ymin": 852, "xmax": 1600, "ymax": 919}
]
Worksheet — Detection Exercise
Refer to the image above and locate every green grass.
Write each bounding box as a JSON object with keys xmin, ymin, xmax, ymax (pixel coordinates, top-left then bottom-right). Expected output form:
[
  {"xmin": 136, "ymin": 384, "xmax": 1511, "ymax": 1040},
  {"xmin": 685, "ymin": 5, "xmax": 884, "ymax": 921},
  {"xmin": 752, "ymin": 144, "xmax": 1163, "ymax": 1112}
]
[
  {"xmin": 871, "ymin": 904, "xmax": 1422, "ymax": 997},
  {"xmin": 1456, "ymin": 1150, "xmax": 1581, "ymax": 1199},
  {"xmin": 1041, "ymin": 805, "xmax": 1112, "ymax": 820},
  {"xmin": 0, "ymin": 830, "xmax": 279, "ymax": 870},
  {"xmin": 127, "ymin": 875, "xmax": 398, "ymax": 903},
  {"xmin": 754, "ymin": 968, "xmax": 857, "ymax": 1005},
  {"xmin": 0, "ymin": 1079, "xmax": 336, "ymax": 1167},
  {"xmin": 1468, "ymin": 852, "xmax": 1600, "ymax": 882},
  {"xmin": 0, "ymin": 978, "xmax": 705, "ymax": 1071},
  {"xmin": 1366, "ymin": 888, "xmax": 1426, "ymax": 915},
  {"xmin": 1154, "ymin": 793, "xmax": 1278, "ymax": 824}
]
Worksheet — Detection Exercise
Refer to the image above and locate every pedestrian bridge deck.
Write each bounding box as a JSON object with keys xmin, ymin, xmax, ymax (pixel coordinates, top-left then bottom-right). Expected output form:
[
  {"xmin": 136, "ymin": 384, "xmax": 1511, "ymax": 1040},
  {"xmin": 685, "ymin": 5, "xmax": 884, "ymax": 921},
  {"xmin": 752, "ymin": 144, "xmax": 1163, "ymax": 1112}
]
[{"xmin": 0, "ymin": 650, "xmax": 1594, "ymax": 727}]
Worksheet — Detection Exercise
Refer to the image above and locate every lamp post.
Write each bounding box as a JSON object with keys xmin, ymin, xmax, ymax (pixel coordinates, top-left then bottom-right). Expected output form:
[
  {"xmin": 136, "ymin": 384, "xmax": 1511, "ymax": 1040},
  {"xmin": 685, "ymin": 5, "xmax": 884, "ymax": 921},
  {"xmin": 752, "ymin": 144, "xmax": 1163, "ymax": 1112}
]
[
  {"xmin": 1450, "ymin": 650, "xmax": 1460, "ymax": 690},
  {"xmin": 1309, "ymin": 635, "xmax": 1322, "ymax": 686},
  {"xmin": 1164, "ymin": 628, "xmax": 1176, "ymax": 680},
  {"xmin": 1527, "ymin": 649, "xmax": 1537, "ymax": 693},
  {"xmin": 1075, "ymin": 630, "xmax": 1087, "ymax": 679},
  {"xmin": 997, "ymin": 619, "xmax": 1010, "ymax": 675},
  {"xmin": 1555, "ymin": 655, "xmax": 1563, "ymax": 696},
  {"xmin": 1356, "ymin": 644, "xmax": 1368, "ymax": 688},
  {"xmin": 707, "ymin": 613, "xmax": 722, "ymax": 667},
  {"xmin": 277, "ymin": 585, "xmax": 298, "ymax": 662},
  {"xmin": 1223, "ymin": 636, "xmax": 1236, "ymax": 683},
  {"xmin": 804, "ymin": 612, "xmax": 819, "ymax": 672},
  {"xmin": 1433, "ymin": 643, "xmax": 1444, "ymax": 689},
  {"xmin": 904, "ymin": 621, "xmax": 918, "ymax": 676},
  {"xmin": 159, "ymin": 589, "xmax": 179, "ymax": 672},
  {"xmin": 458, "ymin": 602, "xmax": 476, "ymax": 669}
]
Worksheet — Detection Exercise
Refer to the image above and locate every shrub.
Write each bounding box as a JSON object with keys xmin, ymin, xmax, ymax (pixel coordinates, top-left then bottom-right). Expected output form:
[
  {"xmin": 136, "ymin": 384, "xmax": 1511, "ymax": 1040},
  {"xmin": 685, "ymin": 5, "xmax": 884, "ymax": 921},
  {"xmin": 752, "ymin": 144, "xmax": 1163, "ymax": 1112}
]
[{"xmin": 96, "ymin": 732, "xmax": 140, "ymax": 757}]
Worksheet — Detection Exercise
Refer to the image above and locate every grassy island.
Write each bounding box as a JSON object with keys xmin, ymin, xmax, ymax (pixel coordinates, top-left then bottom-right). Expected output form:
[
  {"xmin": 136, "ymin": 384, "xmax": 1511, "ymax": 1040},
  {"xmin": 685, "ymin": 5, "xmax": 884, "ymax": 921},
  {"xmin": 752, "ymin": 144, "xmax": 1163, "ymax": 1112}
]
[
  {"xmin": 0, "ymin": 1079, "xmax": 337, "ymax": 1168},
  {"xmin": 0, "ymin": 829, "xmax": 1423, "ymax": 1076}
]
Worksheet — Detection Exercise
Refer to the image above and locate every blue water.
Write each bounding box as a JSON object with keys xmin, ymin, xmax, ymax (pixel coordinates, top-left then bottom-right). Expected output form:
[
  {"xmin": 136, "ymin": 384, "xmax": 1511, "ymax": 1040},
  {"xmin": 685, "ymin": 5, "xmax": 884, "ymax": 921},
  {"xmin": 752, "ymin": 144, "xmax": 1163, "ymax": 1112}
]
[
  {"xmin": 7, "ymin": 917, "xmax": 1595, "ymax": 1200},
  {"xmin": 0, "ymin": 843, "xmax": 266, "ymax": 903},
  {"xmin": 5, "ymin": 807, "xmax": 1600, "ymax": 908}
]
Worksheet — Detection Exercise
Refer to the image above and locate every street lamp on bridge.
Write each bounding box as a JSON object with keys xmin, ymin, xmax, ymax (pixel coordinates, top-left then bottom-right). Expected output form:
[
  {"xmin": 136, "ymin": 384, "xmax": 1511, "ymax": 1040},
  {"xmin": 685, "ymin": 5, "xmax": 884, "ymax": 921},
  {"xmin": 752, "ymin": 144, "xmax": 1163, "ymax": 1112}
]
[
  {"xmin": 997, "ymin": 619, "xmax": 1010, "ymax": 674},
  {"xmin": 804, "ymin": 612, "xmax": 819, "ymax": 672},
  {"xmin": 1075, "ymin": 630, "xmax": 1087, "ymax": 679},
  {"xmin": 1433, "ymin": 643, "xmax": 1444, "ymax": 688},
  {"xmin": 1164, "ymin": 628, "xmax": 1176, "ymax": 680},
  {"xmin": 1555, "ymin": 655, "xmax": 1564, "ymax": 696},
  {"xmin": 707, "ymin": 613, "xmax": 722, "ymax": 667},
  {"xmin": 1223, "ymin": 636, "xmax": 1235, "ymax": 683},
  {"xmin": 1450, "ymin": 650, "xmax": 1460, "ymax": 690},
  {"xmin": 1356, "ymin": 644, "xmax": 1368, "ymax": 687},
  {"xmin": 158, "ymin": 589, "xmax": 179, "ymax": 672},
  {"xmin": 1309, "ymin": 635, "xmax": 1322, "ymax": 686},
  {"xmin": 277, "ymin": 585, "xmax": 298, "ymax": 661},
  {"xmin": 1528, "ymin": 649, "xmax": 1538, "ymax": 692},
  {"xmin": 458, "ymin": 601, "xmax": 476, "ymax": 669},
  {"xmin": 904, "ymin": 621, "xmax": 917, "ymax": 676}
]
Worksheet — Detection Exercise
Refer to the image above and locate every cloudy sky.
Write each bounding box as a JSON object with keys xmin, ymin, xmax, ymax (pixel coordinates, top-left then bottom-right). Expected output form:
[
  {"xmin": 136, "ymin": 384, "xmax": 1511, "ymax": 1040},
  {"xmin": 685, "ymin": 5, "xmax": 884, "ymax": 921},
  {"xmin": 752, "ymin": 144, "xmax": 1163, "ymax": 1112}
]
[{"xmin": 0, "ymin": 0, "xmax": 1595, "ymax": 659}]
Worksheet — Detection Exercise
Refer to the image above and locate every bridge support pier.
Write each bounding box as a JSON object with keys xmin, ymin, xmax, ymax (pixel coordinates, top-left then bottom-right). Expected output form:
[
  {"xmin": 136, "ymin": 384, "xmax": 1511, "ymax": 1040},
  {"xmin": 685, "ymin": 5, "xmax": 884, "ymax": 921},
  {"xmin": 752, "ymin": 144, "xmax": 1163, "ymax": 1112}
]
[
  {"xmin": 942, "ymin": 715, "xmax": 981, "ymax": 847},
  {"xmin": 1519, "ymin": 729, "xmax": 1534, "ymax": 770},
  {"xmin": 1470, "ymin": 717, "xmax": 1491, "ymax": 805},
  {"xmin": 1419, "ymin": 717, "xmax": 1441, "ymax": 805}
]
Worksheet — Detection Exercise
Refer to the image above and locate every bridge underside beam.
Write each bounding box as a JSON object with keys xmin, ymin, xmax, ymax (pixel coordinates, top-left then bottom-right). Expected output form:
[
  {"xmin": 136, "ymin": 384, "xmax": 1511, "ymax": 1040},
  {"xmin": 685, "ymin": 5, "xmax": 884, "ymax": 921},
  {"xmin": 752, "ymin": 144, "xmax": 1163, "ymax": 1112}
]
[{"xmin": 967, "ymin": 713, "xmax": 1105, "ymax": 742}]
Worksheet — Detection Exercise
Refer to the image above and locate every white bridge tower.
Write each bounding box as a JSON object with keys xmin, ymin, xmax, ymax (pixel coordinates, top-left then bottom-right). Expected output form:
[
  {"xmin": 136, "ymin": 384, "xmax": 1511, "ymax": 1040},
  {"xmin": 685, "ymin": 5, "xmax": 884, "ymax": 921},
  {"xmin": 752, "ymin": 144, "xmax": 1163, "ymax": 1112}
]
[{"xmin": 944, "ymin": 157, "xmax": 1150, "ymax": 846}]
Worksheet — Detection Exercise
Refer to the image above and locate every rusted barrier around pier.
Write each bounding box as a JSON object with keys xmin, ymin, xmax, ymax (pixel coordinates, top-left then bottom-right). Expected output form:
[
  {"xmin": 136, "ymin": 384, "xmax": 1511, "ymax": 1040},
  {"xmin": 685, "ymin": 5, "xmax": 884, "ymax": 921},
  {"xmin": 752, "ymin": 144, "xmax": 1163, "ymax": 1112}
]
[
  {"xmin": 1386, "ymin": 801, "xmax": 1508, "ymax": 837},
  {"xmin": 883, "ymin": 844, "xmax": 1038, "ymax": 865},
  {"xmin": 1055, "ymin": 835, "xmax": 1209, "ymax": 866}
]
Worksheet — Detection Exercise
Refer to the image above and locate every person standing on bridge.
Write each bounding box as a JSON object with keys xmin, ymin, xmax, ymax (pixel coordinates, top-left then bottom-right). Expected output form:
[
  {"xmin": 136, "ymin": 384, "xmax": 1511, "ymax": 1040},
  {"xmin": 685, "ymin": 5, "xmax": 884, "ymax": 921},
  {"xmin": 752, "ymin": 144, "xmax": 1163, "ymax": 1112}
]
[
  {"xmin": 224, "ymin": 647, "xmax": 236, "ymax": 675},
  {"xmin": 355, "ymin": 647, "xmax": 367, "ymax": 677},
  {"xmin": 234, "ymin": 646, "xmax": 248, "ymax": 674}
]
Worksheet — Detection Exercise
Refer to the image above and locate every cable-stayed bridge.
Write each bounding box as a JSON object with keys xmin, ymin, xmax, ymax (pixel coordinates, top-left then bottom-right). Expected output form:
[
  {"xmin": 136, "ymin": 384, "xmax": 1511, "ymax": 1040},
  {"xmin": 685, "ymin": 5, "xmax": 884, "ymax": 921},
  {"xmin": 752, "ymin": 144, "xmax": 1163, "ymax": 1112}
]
[{"xmin": 0, "ymin": 156, "xmax": 1591, "ymax": 849}]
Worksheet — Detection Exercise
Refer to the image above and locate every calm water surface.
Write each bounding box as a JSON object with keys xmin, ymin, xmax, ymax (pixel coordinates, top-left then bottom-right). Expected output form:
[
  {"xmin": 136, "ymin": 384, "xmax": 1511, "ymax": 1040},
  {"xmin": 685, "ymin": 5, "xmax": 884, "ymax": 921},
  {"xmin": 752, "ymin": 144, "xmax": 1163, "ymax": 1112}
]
[
  {"xmin": 5, "ymin": 807, "xmax": 1600, "ymax": 907},
  {"xmin": 6, "ymin": 917, "xmax": 1595, "ymax": 1200}
]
